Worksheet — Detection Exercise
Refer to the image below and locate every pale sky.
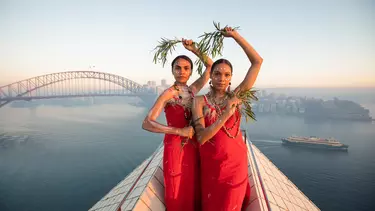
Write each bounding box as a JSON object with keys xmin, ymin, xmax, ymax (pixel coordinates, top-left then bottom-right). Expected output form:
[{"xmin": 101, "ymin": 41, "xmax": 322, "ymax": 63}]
[{"xmin": 1, "ymin": 0, "xmax": 374, "ymax": 88}]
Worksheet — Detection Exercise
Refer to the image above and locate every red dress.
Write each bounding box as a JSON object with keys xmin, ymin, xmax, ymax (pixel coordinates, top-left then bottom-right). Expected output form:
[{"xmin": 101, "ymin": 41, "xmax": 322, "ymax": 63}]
[
  {"xmin": 200, "ymin": 95, "xmax": 250, "ymax": 211},
  {"xmin": 163, "ymin": 95, "xmax": 201, "ymax": 211}
]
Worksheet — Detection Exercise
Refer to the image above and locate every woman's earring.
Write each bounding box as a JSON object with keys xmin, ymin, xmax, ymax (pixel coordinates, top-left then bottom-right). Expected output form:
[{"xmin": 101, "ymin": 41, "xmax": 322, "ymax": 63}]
[
  {"xmin": 209, "ymin": 81, "xmax": 212, "ymax": 85},
  {"xmin": 227, "ymin": 82, "xmax": 231, "ymax": 92}
]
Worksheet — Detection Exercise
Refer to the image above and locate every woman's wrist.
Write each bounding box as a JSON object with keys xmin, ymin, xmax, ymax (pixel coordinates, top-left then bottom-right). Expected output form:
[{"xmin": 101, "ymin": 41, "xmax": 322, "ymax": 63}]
[
  {"xmin": 231, "ymin": 32, "xmax": 241, "ymax": 41},
  {"xmin": 174, "ymin": 128, "xmax": 181, "ymax": 136}
]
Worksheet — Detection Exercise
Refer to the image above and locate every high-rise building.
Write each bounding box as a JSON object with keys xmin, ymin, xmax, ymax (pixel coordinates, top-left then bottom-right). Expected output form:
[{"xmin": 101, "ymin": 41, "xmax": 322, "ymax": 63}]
[{"xmin": 161, "ymin": 79, "xmax": 167, "ymax": 86}]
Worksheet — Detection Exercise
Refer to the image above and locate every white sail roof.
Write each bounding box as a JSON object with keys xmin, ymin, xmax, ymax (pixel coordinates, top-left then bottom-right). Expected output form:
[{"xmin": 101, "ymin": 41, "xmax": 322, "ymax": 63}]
[{"xmin": 89, "ymin": 135, "xmax": 320, "ymax": 211}]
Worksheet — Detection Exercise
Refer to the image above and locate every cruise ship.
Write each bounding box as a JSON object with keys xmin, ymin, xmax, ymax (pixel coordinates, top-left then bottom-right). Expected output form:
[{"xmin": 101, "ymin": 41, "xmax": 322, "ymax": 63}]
[
  {"xmin": 88, "ymin": 130, "xmax": 321, "ymax": 211},
  {"xmin": 281, "ymin": 136, "xmax": 349, "ymax": 151}
]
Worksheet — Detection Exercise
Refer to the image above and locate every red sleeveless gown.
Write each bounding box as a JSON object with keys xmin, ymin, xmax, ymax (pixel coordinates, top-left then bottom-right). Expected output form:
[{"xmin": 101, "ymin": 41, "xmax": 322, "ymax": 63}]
[
  {"xmin": 200, "ymin": 95, "xmax": 250, "ymax": 211},
  {"xmin": 163, "ymin": 96, "xmax": 201, "ymax": 211}
]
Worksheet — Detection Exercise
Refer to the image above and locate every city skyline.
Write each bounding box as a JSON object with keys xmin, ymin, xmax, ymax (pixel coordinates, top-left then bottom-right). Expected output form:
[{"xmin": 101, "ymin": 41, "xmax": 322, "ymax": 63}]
[{"xmin": 1, "ymin": 0, "xmax": 374, "ymax": 88}]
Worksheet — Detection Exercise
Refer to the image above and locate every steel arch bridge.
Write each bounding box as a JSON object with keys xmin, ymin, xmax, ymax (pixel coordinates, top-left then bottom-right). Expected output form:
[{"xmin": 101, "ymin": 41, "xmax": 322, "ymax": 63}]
[{"xmin": 0, "ymin": 71, "xmax": 156, "ymax": 108}]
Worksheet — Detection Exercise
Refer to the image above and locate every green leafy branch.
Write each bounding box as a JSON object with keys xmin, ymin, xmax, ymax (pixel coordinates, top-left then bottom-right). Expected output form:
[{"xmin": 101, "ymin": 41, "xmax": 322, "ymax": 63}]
[
  {"xmin": 194, "ymin": 56, "xmax": 206, "ymax": 76},
  {"xmin": 152, "ymin": 37, "xmax": 181, "ymax": 67},
  {"xmin": 152, "ymin": 22, "xmax": 239, "ymax": 76},
  {"xmin": 197, "ymin": 21, "xmax": 240, "ymax": 58},
  {"xmin": 152, "ymin": 38, "xmax": 206, "ymax": 75},
  {"xmin": 229, "ymin": 89, "xmax": 259, "ymax": 122}
]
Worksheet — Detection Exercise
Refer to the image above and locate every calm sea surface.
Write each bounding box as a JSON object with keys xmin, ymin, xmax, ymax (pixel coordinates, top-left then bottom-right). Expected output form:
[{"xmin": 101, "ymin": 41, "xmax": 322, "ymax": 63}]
[{"xmin": 1, "ymin": 89, "xmax": 374, "ymax": 211}]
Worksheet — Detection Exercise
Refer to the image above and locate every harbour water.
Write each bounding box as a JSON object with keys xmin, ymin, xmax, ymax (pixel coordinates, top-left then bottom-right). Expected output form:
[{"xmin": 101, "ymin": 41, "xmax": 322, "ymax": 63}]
[{"xmin": 0, "ymin": 90, "xmax": 374, "ymax": 211}]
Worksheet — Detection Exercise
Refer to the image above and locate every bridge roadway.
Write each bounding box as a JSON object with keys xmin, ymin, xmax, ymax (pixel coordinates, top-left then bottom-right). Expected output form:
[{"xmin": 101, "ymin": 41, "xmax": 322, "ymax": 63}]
[{"xmin": 0, "ymin": 71, "xmax": 158, "ymax": 108}]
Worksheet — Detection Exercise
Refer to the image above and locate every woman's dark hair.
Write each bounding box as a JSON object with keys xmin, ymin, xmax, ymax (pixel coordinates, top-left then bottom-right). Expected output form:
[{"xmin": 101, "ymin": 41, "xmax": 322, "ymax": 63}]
[
  {"xmin": 171, "ymin": 55, "xmax": 193, "ymax": 70},
  {"xmin": 211, "ymin": 59, "xmax": 233, "ymax": 76}
]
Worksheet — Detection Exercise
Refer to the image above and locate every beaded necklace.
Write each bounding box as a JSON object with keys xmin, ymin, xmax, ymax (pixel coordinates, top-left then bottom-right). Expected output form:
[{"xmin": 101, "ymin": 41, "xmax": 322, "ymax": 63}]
[
  {"xmin": 207, "ymin": 91, "xmax": 241, "ymax": 139},
  {"xmin": 172, "ymin": 82, "xmax": 193, "ymax": 122},
  {"xmin": 173, "ymin": 82, "xmax": 195, "ymax": 147}
]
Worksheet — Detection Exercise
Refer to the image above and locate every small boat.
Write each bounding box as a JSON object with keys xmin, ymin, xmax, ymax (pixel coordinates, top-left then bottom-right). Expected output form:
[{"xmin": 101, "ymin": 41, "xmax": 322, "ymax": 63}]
[
  {"xmin": 89, "ymin": 130, "xmax": 320, "ymax": 211},
  {"xmin": 0, "ymin": 134, "xmax": 29, "ymax": 147}
]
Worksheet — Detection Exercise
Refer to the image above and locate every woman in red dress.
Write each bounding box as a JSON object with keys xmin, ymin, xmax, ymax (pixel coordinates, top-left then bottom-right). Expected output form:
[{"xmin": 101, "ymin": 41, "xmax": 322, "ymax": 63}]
[
  {"xmin": 192, "ymin": 27, "xmax": 263, "ymax": 211},
  {"xmin": 142, "ymin": 39, "xmax": 212, "ymax": 211}
]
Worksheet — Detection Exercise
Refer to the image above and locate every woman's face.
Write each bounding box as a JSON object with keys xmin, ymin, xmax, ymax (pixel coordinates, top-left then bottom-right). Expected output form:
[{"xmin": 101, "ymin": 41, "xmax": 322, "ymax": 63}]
[
  {"xmin": 211, "ymin": 63, "xmax": 232, "ymax": 91},
  {"xmin": 172, "ymin": 58, "xmax": 192, "ymax": 84}
]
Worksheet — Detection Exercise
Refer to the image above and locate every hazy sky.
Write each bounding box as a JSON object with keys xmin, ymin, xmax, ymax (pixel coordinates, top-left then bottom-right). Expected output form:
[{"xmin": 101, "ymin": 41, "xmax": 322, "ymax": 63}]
[{"xmin": 1, "ymin": 0, "xmax": 374, "ymax": 88}]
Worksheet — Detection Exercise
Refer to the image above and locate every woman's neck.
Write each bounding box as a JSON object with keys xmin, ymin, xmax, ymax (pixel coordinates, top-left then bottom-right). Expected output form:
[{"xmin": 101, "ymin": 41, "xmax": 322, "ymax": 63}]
[
  {"xmin": 174, "ymin": 81, "xmax": 187, "ymax": 87},
  {"xmin": 211, "ymin": 88, "xmax": 227, "ymax": 98}
]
